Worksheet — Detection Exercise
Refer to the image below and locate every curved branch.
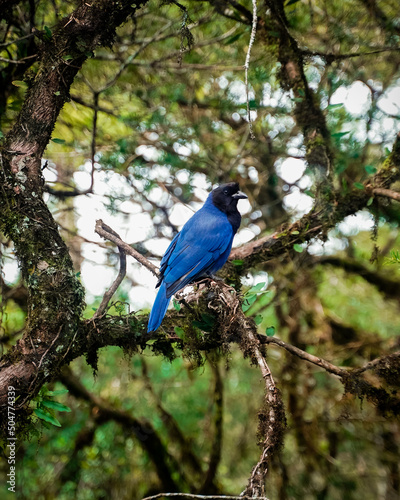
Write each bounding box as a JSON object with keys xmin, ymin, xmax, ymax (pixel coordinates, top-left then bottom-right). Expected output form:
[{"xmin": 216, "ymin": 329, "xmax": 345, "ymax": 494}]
[
  {"xmin": 95, "ymin": 219, "xmax": 159, "ymax": 277},
  {"xmin": 92, "ymin": 223, "xmax": 127, "ymax": 318}
]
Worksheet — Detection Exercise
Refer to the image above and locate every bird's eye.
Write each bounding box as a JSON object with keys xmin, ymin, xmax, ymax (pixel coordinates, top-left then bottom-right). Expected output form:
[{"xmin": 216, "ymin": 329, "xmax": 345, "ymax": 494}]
[{"xmin": 223, "ymin": 189, "xmax": 229, "ymax": 195}]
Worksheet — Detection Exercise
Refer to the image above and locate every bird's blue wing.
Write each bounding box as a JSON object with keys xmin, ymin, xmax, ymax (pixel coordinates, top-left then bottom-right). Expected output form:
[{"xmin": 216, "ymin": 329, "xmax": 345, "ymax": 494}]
[{"xmin": 161, "ymin": 207, "xmax": 234, "ymax": 298}]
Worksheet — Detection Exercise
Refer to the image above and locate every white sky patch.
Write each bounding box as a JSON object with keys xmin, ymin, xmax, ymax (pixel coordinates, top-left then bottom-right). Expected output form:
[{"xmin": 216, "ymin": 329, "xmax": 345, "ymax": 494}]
[
  {"xmin": 307, "ymin": 235, "xmax": 347, "ymax": 256},
  {"xmin": 176, "ymin": 169, "xmax": 190, "ymax": 184},
  {"xmin": 2, "ymin": 258, "xmax": 19, "ymax": 284},
  {"xmin": 129, "ymin": 285, "xmax": 157, "ymax": 311},
  {"xmin": 331, "ymin": 80, "xmax": 372, "ymax": 115},
  {"xmin": 298, "ymin": 175, "xmax": 312, "ymax": 190},
  {"xmin": 229, "ymin": 80, "xmax": 253, "ymax": 104},
  {"xmin": 377, "ymin": 86, "xmax": 400, "ymax": 115},
  {"xmin": 42, "ymin": 163, "xmax": 58, "ymax": 183},
  {"xmin": 248, "ymin": 166, "xmax": 259, "ymax": 183},
  {"xmin": 173, "ymin": 143, "xmax": 192, "ymax": 157},
  {"xmin": 368, "ymin": 115, "xmax": 400, "ymax": 144},
  {"xmin": 337, "ymin": 210, "xmax": 374, "ymax": 236},
  {"xmin": 283, "ymin": 188, "xmax": 314, "ymax": 215},
  {"xmin": 237, "ymin": 197, "xmax": 251, "ymax": 215},
  {"xmin": 119, "ymin": 200, "xmax": 142, "ymax": 214},
  {"xmin": 217, "ymin": 75, "xmax": 229, "ymax": 89},
  {"xmin": 241, "ymin": 271, "xmax": 270, "ymax": 288},
  {"xmin": 81, "ymin": 259, "xmax": 117, "ymax": 297},
  {"xmin": 234, "ymin": 228, "xmax": 255, "ymax": 246},
  {"xmin": 276, "ymin": 157, "xmax": 306, "ymax": 183},
  {"xmin": 145, "ymin": 237, "xmax": 173, "ymax": 257},
  {"xmin": 135, "ymin": 144, "xmax": 159, "ymax": 162},
  {"xmin": 168, "ymin": 203, "xmax": 195, "ymax": 227},
  {"xmin": 147, "ymin": 186, "xmax": 170, "ymax": 206}
]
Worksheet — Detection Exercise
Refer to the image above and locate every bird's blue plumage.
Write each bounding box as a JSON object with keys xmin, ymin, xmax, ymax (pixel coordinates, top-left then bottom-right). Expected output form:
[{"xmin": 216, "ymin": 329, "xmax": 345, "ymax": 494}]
[{"xmin": 147, "ymin": 182, "xmax": 247, "ymax": 332}]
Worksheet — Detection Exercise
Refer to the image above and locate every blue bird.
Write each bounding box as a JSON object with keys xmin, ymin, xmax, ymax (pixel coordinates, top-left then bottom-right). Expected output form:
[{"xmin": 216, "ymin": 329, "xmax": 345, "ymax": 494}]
[{"xmin": 147, "ymin": 182, "xmax": 247, "ymax": 332}]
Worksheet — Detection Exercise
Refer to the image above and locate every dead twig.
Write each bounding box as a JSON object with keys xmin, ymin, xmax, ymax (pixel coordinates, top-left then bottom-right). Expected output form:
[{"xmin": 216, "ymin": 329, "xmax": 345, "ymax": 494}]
[
  {"xmin": 92, "ymin": 222, "xmax": 127, "ymax": 318},
  {"xmin": 95, "ymin": 219, "xmax": 159, "ymax": 277}
]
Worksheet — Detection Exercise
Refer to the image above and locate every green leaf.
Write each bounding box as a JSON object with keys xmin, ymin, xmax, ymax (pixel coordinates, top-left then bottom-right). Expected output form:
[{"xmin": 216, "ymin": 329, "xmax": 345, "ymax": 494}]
[
  {"xmin": 54, "ymin": 91, "xmax": 61, "ymax": 96},
  {"xmin": 34, "ymin": 408, "xmax": 61, "ymax": 427},
  {"xmin": 0, "ymin": 130, "xmax": 4, "ymax": 139},
  {"xmin": 249, "ymin": 282, "xmax": 266, "ymax": 293},
  {"xmin": 331, "ymin": 131, "xmax": 350, "ymax": 139},
  {"xmin": 291, "ymin": 230, "xmax": 299, "ymax": 235},
  {"xmin": 52, "ymin": 138, "xmax": 65, "ymax": 144},
  {"xmin": 364, "ymin": 165, "xmax": 377, "ymax": 175},
  {"xmin": 225, "ymin": 33, "xmax": 243, "ymax": 45},
  {"xmin": 41, "ymin": 400, "xmax": 71, "ymax": 412},
  {"xmin": 146, "ymin": 339, "xmax": 156, "ymax": 345},
  {"xmin": 232, "ymin": 259, "xmax": 244, "ymax": 266},
  {"xmin": 242, "ymin": 294, "xmax": 258, "ymax": 312},
  {"xmin": 367, "ymin": 197, "xmax": 374, "ymax": 206},
  {"xmin": 63, "ymin": 55, "xmax": 73, "ymax": 61},
  {"xmin": 254, "ymin": 315, "xmax": 263, "ymax": 325},
  {"xmin": 44, "ymin": 26, "xmax": 52, "ymax": 38},
  {"xmin": 174, "ymin": 326, "xmax": 184, "ymax": 336},
  {"xmin": 266, "ymin": 326, "xmax": 275, "ymax": 337},
  {"xmin": 46, "ymin": 389, "xmax": 69, "ymax": 397},
  {"xmin": 12, "ymin": 80, "xmax": 28, "ymax": 89},
  {"xmin": 293, "ymin": 243, "xmax": 304, "ymax": 253},
  {"xmin": 172, "ymin": 298, "xmax": 181, "ymax": 311},
  {"xmin": 354, "ymin": 182, "xmax": 364, "ymax": 190},
  {"xmin": 327, "ymin": 103, "xmax": 344, "ymax": 109}
]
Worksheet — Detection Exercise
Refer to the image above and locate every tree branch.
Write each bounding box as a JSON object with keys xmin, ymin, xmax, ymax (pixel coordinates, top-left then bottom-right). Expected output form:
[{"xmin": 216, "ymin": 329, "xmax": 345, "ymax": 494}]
[
  {"xmin": 95, "ymin": 219, "xmax": 159, "ymax": 277},
  {"xmin": 230, "ymin": 132, "xmax": 400, "ymax": 271},
  {"xmin": 92, "ymin": 223, "xmax": 127, "ymax": 318}
]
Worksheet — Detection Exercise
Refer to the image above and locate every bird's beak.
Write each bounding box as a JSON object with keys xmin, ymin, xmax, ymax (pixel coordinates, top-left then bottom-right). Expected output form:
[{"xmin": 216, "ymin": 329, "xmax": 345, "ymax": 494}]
[{"xmin": 232, "ymin": 191, "xmax": 248, "ymax": 200}]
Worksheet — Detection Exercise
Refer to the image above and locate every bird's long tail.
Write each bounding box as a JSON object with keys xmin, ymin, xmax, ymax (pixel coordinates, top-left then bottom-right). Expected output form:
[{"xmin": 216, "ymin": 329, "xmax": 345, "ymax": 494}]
[{"xmin": 147, "ymin": 282, "xmax": 171, "ymax": 332}]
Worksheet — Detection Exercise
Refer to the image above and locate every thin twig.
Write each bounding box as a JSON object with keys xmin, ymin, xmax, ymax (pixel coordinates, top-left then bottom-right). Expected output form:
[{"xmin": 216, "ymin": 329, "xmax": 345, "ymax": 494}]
[
  {"xmin": 92, "ymin": 223, "xmax": 127, "ymax": 319},
  {"xmin": 88, "ymin": 91, "xmax": 99, "ymax": 194},
  {"xmin": 142, "ymin": 494, "xmax": 268, "ymax": 500},
  {"xmin": 244, "ymin": 0, "xmax": 258, "ymax": 139},
  {"xmin": 260, "ymin": 335, "xmax": 346, "ymax": 377},
  {"xmin": 95, "ymin": 219, "xmax": 159, "ymax": 277},
  {"xmin": 353, "ymin": 351, "xmax": 400, "ymax": 375}
]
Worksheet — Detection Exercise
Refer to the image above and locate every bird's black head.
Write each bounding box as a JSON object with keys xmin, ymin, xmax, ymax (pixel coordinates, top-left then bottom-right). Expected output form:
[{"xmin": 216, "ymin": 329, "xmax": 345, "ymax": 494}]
[{"xmin": 211, "ymin": 182, "xmax": 247, "ymax": 232}]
